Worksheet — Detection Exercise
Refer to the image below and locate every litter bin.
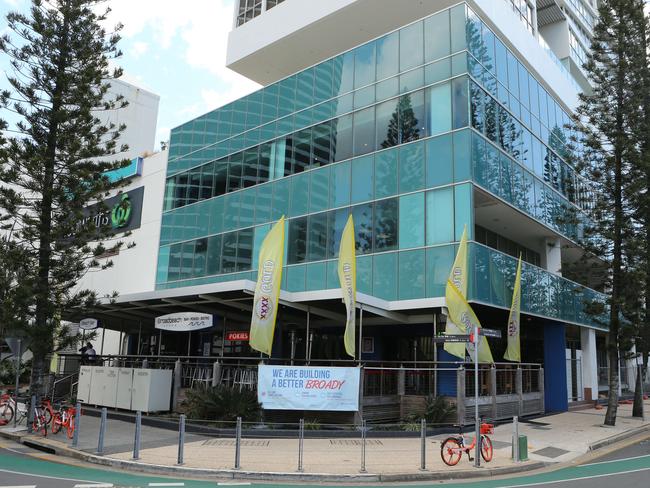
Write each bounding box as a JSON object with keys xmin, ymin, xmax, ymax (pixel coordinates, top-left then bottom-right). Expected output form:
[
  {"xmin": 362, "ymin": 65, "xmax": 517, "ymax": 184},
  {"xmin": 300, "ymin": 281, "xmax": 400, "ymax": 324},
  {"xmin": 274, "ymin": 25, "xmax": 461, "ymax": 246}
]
[{"xmin": 512, "ymin": 434, "xmax": 528, "ymax": 461}]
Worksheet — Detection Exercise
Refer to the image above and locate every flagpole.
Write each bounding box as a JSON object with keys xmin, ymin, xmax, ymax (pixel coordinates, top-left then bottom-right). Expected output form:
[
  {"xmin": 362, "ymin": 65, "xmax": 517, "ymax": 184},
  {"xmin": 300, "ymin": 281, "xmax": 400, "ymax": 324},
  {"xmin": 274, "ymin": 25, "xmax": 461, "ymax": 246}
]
[
  {"xmin": 474, "ymin": 326, "xmax": 480, "ymax": 468},
  {"xmin": 358, "ymin": 304, "xmax": 364, "ymax": 366},
  {"xmin": 305, "ymin": 307, "xmax": 310, "ymax": 365}
]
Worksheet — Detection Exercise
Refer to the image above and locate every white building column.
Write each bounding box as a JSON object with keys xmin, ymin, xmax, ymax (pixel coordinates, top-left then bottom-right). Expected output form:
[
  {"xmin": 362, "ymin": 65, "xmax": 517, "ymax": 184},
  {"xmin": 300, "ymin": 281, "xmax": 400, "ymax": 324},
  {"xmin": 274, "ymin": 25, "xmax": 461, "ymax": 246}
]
[
  {"xmin": 543, "ymin": 237, "xmax": 562, "ymax": 276},
  {"xmin": 580, "ymin": 327, "xmax": 598, "ymax": 401}
]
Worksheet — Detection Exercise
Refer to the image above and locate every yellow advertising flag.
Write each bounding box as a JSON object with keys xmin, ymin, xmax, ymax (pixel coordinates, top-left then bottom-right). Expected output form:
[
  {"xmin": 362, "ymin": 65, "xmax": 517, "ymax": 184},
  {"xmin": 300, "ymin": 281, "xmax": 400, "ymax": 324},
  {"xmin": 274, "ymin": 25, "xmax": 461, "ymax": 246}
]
[
  {"xmin": 444, "ymin": 226, "xmax": 470, "ymax": 359},
  {"xmin": 504, "ymin": 256, "xmax": 522, "ymax": 362},
  {"xmin": 338, "ymin": 214, "xmax": 357, "ymax": 359},
  {"xmin": 249, "ymin": 216, "xmax": 285, "ymax": 356}
]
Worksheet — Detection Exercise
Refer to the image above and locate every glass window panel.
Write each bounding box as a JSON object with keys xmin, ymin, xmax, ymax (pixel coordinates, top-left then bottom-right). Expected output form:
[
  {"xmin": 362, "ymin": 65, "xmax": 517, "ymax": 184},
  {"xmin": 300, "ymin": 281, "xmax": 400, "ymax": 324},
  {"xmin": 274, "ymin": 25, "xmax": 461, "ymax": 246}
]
[
  {"xmin": 426, "ymin": 134, "xmax": 453, "ymax": 188},
  {"xmin": 399, "ymin": 67, "xmax": 424, "ymax": 94},
  {"xmin": 278, "ymin": 75, "xmax": 296, "ymax": 118},
  {"xmin": 506, "ymin": 50, "xmax": 519, "ymax": 98},
  {"xmin": 374, "ymin": 148, "xmax": 398, "ymax": 198},
  {"xmin": 289, "ymin": 173, "xmax": 309, "ymax": 217},
  {"xmin": 399, "ymin": 192, "xmax": 425, "ymax": 249},
  {"xmin": 405, "ymin": 90, "xmax": 426, "ymax": 141},
  {"xmin": 334, "ymin": 93, "xmax": 353, "ymax": 116},
  {"xmin": 167, "ymin": 243, "xmax": 182, "ymax": 282},
  {"xmin": 399, "ymin": 140, "xmax": 425, "ymax": 193},
  {"xmin": 236, "ymin": 228, "xmax": 253, "ymax": 272},
  {"xmin": 373, "ymin": 252, "xmax": 398, "ymax": 300},
  {"xmin": 484, "ymin": 94, "xmax": 498, "ymax": 144},
  {"xmin": 306, "ymin": 262, "xmax": 327, "ymax": 291},
  {"xmin": 495, "ymin": 37, "xmax": 508, "ymax": 85},
  {"xmin": 374, "ymin": 198, "xmax": 398, "ymax": 252},
  {"xmin": 327, "ymin": 208, "xmax": 350, "ymax": 258},
  {"xmin": 470, "ymin": 81, "xmax": 484, "ymax": 133},
  {"xmin": 450, "ymin": 4, "xmax": 467, "ymax": 52},
  {"xmin": 425, "ymin": 10, "xmax": 451, "ymax": 63},
  {"xmin": 399, "ymin": 250, "xmax": 426, "ymax": 299},
  {"xmin": 332, "ymin": 114, "xmax": 353, "ymax": 162},
  {"xmin": 261, "ymin": 84, "xmax": 279, "ymax": 124},
  {"xmin": 221, "ymin": 231, "xmax": 238, "ymax": 273},
  {"xmin": 252, "ymin": 224, "xmax": 270, "ymax": 270},
  {"xmin": 296, "ymin": 68, "xmax": 314, "ymax": 111},
  {"xmin": 255, "ymin": 184, "xmax": 272, "ymax": 225},
  {"xmin": 187, "ymin": 168, "xmax": 201, "ymax": 204},
  {"xmin": 156, "ymin": 246, "xmax": 170, "ymax": 284},
  {"xmin": 353, "ymin": 106, "xmax": 376, "ymax": 156},
  {"xmin": 258, "ymin": 144, "xmax": 271, "ymax": 184},
  {"xmin": 351, "ymin": 155, "xmax": 374, "ymax": 203},
  {"xmin": 376, "ymin": 97, "xmax": 399, "ymax": 149},
  {"xmin": 288, "ymin": 217, "xmax": 308, "ymax": 264},
  {"xmin": 453, "ymin": 129, "xmax": 471, "ymax": 181},
  {"xmin": 209, "ymin": 197, "xmax": 224, "ymax": 235},
  {"xmin": 354, "ymin": 42, "xmax": 376, "ymax": 89},
  {"xmin": 309, "ymin": 166, "xmax": 330, "ymax": 213},
  {"xmin": 454, "ymin": 183, "xmax": 472, "ymax": 240},
  {"xmin": 314, "ymin": 59, "xmax": 334, "ymax": 103},
  {"xmin": 286, "ymin": 265, "xmax": 306, "ymax": 292},
  {"xmin": 179, "ymin": 241, "xmax": 195, "ymax": 280},
  {"xmin": 268, "ymin": 139, "xmax": 288, "ymax": 180},
  {"xmin": 376, "ymin": 76, "xmax": 399, "ymax": 101},
  {"xmin": 400, "ymin": 21, "xmax": 424, "ymax": 71},
  {"xmin": 307, "ymin": 212, "xmax": 328, "ymax": 261},
  {"xmin": 332, "ymin": 51, "xmax": 355, "ymax": 97},
  {"xmin": 193, "ymin": 238, "xmax": 208, "ymax": 278},
  {"xmin": 242, "ymin": 148, "xmax": 258, "ymax": 188},
  {"xmin": 312, "ymin": 121, "xmax": 333, "ymax": 166},
  {"xmin": 271, "ymin": 178, "xmax": 290, "ymax": 220},
  {"xmin": 239, "ymin": 189, "xmax": 256, "ymax": 228},
  {"xmin": 426, "ymin": 245, "xmax": 454, "ymax": 297},
  {"xmin": 426, "ymin": 187, "xmax": 454, "ymax": 245},
  {"xmin": 354, "ymin": 84, "xmax": 375, "ymax": 109},
  {"xmin": 451, "ymin": 77, "xmax": 469, "ymax": 129},
  {"xmin": 292, "ymin": 128, "xmax": 312, "ymax": 173},
  {"xmin": 352, "ymin": 203, "xmax": 373, "ymax": 254},
  {"xmin": 481, "ymin": 24, "xmax": 496, "ymax": 74},
  {"xmin": 486, "ymin": 141, "xmax": 501, "ymax": 195},
  {"xmin": 428, "ymin": 81, "xmax": 452, "ymax": 136},
  {"xmin": 425, "ymin": 57, "xmax": 451, "ymax": 85},
  {"xmin": 227, "ymin": 152, "xmax": 243, "ymax": 192},
  {"xmin": 376, "ymin": 31, "xmax": 399, "ymax": 80},
  {"xmin": 223, "ymin": 192, "xmax": 240, "ymax": 231},
  {"xmin": 330, "ymin": 160, "xmax": 351, "ymax": 208}
]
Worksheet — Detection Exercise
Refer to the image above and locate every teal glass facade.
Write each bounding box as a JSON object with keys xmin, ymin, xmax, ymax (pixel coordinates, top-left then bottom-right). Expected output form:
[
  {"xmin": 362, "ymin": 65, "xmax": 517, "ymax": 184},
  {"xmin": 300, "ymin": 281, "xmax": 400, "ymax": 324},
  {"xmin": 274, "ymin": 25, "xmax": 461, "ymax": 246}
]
[{"xmin": 158, "ymin": 3, "xmax": 606, "ymax": 330}]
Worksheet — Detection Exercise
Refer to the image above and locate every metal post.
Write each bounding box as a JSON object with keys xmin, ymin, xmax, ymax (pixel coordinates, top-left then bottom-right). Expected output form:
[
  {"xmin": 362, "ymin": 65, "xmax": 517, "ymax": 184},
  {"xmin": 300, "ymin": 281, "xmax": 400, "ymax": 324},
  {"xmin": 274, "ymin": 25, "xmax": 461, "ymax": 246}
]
[
  {"xmin": 221, "ymin": 316, "xmax": 227, "ymax": 358},
  {"xmin": 187, "ymin": 331, "xmax": 192, "ymax": 357},
  {"xmin": 13, "ymin": 339, "xmax": 21, "ymax": 428},
  {"xmin": 433, "ymin": 315, "xmax": 438, "ymax": 396},
  {"xmin": 137, "ymin": 322, "xmax": 142, "ymax": 356},
  {"xmin": 512, "ymin": 415, "xmax": 519, "ymax": 463},
  {"xmin": 97, "ymin": 407, "xmax": 107, "ymax": 455},
  {"xmin": 298, "ymin": 418, "xmax": 304, "ymax": 472},
  {"xmin": 420, "ymin": 418, "xmax": 427, "ymax": 471},
  {"xmin": 177, "ymin": 415, "xmax": 186, "ymax": 465},
  {"xmin": 474, "ymin": 326, "xmax": 480, "ymax": 468},
  {"xmin": 157, "ymin": 330, "xmax": 162, "ymax": 356},
  {"xmin": 305, "ymin": 309, "xmax": 310, "ymax": 365},
  {"xmin": 72, "ymin": 402, "xmax": 81, "ymax": 448},
  {"xmin": 100, "ymin": 327, "xmax": 106, "ymax": 356},
  {"xmin": 234, "ymin": 417, "xmax": 242, "ymax": 469},
  {"xmin": 133, "ymin": 411, "xmax": 142, "ymax": 460},
  {"xmin": 27, "ymin": 394, "xmax": 36, "ymax": 434},
  {"xmin": 358, "ymin": 304, "xmax": 364, "ymax": 365},
  {"xmin": 360, "ymin": 419, "xmax": 367, "ymax": 473}
]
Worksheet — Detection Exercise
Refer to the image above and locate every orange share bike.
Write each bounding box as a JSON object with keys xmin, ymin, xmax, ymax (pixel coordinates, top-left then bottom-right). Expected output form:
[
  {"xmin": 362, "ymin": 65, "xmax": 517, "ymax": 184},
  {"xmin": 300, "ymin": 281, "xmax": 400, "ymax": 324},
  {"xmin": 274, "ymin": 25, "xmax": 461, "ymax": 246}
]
[
  {"xmin": 51, "ymin": 404, "xmax": 77, "ymax": 439},
  {"xmin": 440, "ymin": 422, "xmax": 494, "ymax": 466}
]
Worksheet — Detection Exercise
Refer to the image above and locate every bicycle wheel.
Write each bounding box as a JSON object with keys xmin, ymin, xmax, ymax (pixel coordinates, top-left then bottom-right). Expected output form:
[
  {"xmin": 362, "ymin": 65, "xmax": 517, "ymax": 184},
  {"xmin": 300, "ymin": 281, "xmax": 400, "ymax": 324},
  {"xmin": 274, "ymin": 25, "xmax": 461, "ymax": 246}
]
[
  {"xmin": 43, "ymin": 407, "xmax": 52, "ymax": 425},
  {"xmin": 33, "ymin": 416, "xmax": 47, "ymax": 437},
  {"xmin": 481, "ymin": 435, "xmax": 493, "ymax": 462},
  {"xmin": 51, "ymin": 413, "xmax": 62, "ymax": 434},
  {"xmin": 440, "ymin": 437, "xmax": 463, "ymax": 466},
  {"xmin": 0, "ymin": 404, "xmax": 14, "ymax": 423},
  {"xmin": 66, "ymin": 415, "xmax": 75, "ymax": 439}
]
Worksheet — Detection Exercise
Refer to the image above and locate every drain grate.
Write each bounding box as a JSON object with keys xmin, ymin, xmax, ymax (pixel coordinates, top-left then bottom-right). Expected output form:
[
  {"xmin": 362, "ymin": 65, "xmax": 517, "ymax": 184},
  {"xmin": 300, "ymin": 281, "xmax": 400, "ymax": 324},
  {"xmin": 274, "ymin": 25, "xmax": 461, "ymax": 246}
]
[
  {"xmin": 202, "ymin": 439, "xmax": 270, "ymax": 447},
  {"xmin": 329, "ymin": 440, "xmax": 383, "ymax": 446},
  {"xmin": 533, "ymin": 446, "xmax": 570, "ymax": 458}
]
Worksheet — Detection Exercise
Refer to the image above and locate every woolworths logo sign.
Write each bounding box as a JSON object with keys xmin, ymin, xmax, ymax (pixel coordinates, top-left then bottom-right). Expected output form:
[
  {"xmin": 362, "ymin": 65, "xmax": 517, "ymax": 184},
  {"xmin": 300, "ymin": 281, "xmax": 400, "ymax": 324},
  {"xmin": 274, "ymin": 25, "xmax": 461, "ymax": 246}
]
[
  {"xmin": 81, "ymin": 187, "xmax": 144, "ymax": 234},
  {"xmin": 111, "ymin": 193, "xmax": 133, "ymax": 229}
]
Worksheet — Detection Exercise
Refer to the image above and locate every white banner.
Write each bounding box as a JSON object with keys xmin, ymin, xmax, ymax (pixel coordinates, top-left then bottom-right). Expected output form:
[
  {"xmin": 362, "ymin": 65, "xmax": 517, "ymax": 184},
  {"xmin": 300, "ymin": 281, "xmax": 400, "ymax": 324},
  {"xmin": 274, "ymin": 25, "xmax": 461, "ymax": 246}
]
[
  {"xmin": 257, "ymin": 365, "xmax": 360, "ymax": 411},
  {"xmin": 155, "ymin": 312, "xmax": 213, "ymax": 332},
  {"xmin": 79, "ymin": 318, "xmax": 98, "ymax": 330}
]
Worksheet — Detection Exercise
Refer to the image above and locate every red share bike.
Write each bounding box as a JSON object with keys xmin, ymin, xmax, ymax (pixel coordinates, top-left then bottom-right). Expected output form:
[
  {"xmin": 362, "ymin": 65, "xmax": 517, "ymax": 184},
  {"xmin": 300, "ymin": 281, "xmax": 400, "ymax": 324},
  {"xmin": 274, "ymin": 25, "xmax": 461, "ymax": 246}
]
[{"xmin": 440, "ymin": 421, "xmax": 494, "ymax": 466}]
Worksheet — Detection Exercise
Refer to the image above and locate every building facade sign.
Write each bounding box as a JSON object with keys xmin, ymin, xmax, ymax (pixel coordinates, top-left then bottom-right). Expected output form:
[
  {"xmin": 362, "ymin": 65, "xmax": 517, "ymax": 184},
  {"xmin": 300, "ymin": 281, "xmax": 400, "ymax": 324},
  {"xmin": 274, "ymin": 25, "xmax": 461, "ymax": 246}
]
[
  {"xmin": 226, "ymin": 331, "xmax": 250, "ymax": 341},
  {"xmin": 79, "ymin": 318, "xmax": 99, "ymax": 330},
  {"xmin": 81, "ymin": 186, "xmax": 144, "ymax": 234},
  {"xmin": 257, "ymin": 365, "xmax": 360, "ymax": 411},
  {"xmin": 154, "ymin": 312, "xmax": 213, "ymax": 332}
]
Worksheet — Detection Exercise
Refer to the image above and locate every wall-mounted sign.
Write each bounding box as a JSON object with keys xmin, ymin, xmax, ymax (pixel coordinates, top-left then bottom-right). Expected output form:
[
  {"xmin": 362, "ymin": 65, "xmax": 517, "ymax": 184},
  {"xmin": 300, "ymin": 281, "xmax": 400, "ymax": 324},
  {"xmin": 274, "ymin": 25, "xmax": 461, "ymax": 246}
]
[
  {"xmin": 79, "ymin": 318, "xmax": 99, "ymax": 330},
  {"xmin": 155, "ymin": 312, "xmax": 213, "ymax": 332},
  {"xmin": 80, "ymin": 186, "xmax": 144, "ymax": 235},
  {"xmin": 226, "ymin": 331, "xmax": 250, "ymax": 342},
  {"xmin": 257, "ymin": 365, "xmax": 360, "ymax": 412},
  {"xmin": 105, "ymin": 157, "xmax": 143, "ymax": 183}
]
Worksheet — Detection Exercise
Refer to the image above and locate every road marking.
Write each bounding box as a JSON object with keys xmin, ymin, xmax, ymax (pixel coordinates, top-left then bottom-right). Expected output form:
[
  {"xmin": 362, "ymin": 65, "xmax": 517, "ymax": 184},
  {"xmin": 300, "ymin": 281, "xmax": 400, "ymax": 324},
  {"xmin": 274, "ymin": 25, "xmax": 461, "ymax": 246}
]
[
  {"xmin": 579, "ymin": 453, "xmax": 650, "ymax": 466},
  {"xmin": 0, "ymin": 485, "xmax": 37, "ymax": 488},
  {"xmin": 74, "ymin": 485, "xmax": 114, "ymax": 488},
  {"xmin": 0, "ymin": 468, "xmax": 94, "ymax": 484},
  {"xmin": 495, "ymin": 467, "xmax": 650, "ymax": 487},
  {"xmin": 216, "ymin": 483, "xmax": 251, "ymax": 486},
  {"xmin": 148, "ymin": 484, "xmax": 184, "ymax": 487}
]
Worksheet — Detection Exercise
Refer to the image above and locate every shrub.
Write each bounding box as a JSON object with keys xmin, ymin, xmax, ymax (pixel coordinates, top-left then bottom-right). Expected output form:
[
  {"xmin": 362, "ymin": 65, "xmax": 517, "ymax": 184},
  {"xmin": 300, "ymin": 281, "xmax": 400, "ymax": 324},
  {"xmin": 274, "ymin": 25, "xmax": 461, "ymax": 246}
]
[
  {"xmin": 423, "ymin": 395, "xmax": 456, "ymax": 425},
  {"xmin": 184, "ymin": 385, "xmax": 261, "ymax": 422}
]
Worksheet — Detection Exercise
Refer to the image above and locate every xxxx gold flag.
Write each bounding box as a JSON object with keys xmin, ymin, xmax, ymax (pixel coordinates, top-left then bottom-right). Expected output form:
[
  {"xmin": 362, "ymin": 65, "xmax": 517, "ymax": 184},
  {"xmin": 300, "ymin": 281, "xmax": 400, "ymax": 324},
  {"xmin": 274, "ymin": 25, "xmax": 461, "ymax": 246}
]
[
  {"xmin": 444, "ymin": 225, "xmax": 494, "ymax": 363},
  {"xmin": 504, "ymin": 256, "xmax": 522, "ymax": 362},
  {"xmin": 250, "ymin": 216, "xmax": 285, "ymax": 356},
  {"xmin": 338, "ymin": 214, "xmax": 357, "ymax": 358}
]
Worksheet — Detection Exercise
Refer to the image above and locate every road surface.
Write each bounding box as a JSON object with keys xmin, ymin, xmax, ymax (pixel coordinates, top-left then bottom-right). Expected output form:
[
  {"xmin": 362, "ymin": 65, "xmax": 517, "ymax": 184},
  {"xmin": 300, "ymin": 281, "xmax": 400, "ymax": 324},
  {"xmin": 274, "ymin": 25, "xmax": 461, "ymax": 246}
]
[{"xmin": 0, "ymin": 434, "xmax": 649, "ymax": 487}]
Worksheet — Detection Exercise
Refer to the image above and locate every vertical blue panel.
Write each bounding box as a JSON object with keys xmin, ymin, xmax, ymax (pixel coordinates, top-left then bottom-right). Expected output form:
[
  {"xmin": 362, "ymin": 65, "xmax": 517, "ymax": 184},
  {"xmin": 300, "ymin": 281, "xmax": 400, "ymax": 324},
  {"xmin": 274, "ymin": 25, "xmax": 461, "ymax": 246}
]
[{"xmin": 544, "ymin": 322, "xmax": 568, "ymax": 413}]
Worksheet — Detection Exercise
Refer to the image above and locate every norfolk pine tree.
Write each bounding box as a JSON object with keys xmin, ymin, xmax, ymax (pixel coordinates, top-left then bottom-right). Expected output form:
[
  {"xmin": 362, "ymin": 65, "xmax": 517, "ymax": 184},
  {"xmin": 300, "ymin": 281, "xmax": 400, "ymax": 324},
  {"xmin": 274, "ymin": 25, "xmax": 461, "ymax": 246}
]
[
  {"xmin": 0, "ymin": 0, "xmax": 130, "ymax": 397},
  {"xmin": 574, "ymin": 0, "xmax": 644, "ymax": 426}
]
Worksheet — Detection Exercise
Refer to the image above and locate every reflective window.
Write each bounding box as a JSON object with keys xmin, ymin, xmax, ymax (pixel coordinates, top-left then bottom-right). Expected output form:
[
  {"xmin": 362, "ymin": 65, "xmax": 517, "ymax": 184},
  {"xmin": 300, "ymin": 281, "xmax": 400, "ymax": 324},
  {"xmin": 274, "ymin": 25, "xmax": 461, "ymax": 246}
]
[
  {"xmin": 399, "ymin": 192, "xmax": 425, "ymax": 249},
  {"xmin": 374, "ymin": 198, "xmax": 398, "ymax": 251},
  {"xmin": 400, "ymin": 21, "xmax": 424, "ymax": 71},
  {"xmin": 426, "ymin": 187, "xmax": 454, "ymax": 245}
]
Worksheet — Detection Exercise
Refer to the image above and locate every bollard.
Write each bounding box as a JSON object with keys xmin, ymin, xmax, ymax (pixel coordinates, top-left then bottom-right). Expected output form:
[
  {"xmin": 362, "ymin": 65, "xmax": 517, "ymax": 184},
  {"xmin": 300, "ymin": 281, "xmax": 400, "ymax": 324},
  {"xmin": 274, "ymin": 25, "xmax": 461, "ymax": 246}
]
[
  {"xmin": 420, "ymin": 418, "xmax": 427, "ymax": 471},
  {"xmin": 512, "ymin": 416, "xmax": 519, "ymax": 463},
  {"xmin": 97, "ymin": 407, "xmax": 107, "ymax": 455},
  {"xmin": 177, "ymin": 414, "xmax": 185, "ymax": 465},
  {"xmin": 133, "ymin": 411, "xmax": 142, "ymax": 460},
  {"xmin": 72, "ymin": 402, "xmax": 81, "ymax": 448},
  {"xmin": 360, "ymin": 419, "xmax": 367, "ymax": 473},
  {"xmin": 27, "ymin": 395, "xmax": 36, "ymax": 434},
  {"xmin": 297, "ymin": 419, "xmax": 304, "ymax": 472},
  {"xmin": 234, "ymin": 417, "xmax": 242, "ymax": 470}
]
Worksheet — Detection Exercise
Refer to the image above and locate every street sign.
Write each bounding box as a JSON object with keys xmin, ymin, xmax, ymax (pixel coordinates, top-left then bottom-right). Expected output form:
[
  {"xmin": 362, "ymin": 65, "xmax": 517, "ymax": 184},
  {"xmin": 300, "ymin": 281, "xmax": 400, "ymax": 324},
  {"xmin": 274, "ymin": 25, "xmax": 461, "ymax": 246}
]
[
  {"xmin": 4, "ymin": 337, "xmax": 24, "ymax": 356},
  {"xmin": 479, "ymin": 328, "xmax": 502, "ymax": 338},
  {"xmin": 432, "ymin": 334, "xmax": 471, "ymax": 343},
  {"xmin": 79, "ymin": 318, "xmax": 99, "ymax": 330}
]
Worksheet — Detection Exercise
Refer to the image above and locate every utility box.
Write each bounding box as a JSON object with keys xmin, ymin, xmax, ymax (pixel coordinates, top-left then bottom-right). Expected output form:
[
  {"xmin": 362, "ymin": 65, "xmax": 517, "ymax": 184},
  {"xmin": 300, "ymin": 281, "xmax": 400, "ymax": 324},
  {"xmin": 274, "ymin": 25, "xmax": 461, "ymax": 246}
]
[
  {"xmin": 130, "ymin": 368, "xmax": 172, "ymax": 413},
  {"xmin": 77, "ymin": 366, "xmax": 93, "ymax": 403},
  {"xmin": 89, "ymin": 367, "xmax": 105, "ymax": 405},
  {"xmin": 115, "ymin": 368, "xmax": 134, "ymax": 410},
  {"xmin": 512, "ymin": 434, "xmax": 528, "ymax": 461}
]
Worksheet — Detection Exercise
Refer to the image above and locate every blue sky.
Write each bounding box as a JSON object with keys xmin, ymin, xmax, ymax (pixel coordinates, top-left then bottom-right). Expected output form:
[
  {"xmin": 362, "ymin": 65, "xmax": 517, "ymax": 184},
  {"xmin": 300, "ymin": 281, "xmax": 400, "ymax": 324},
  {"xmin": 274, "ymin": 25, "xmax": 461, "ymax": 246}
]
[{"xmin": 0, "ymin": 0, "xmax": 260, "ymax": 149}]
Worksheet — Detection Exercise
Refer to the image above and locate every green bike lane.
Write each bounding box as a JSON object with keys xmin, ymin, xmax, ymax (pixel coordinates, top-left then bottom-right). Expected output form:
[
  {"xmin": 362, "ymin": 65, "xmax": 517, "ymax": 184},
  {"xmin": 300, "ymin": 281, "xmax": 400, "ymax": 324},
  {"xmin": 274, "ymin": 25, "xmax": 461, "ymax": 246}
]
[{"xmin": 0, "ymin": 442, "xmax": 649, "ymax": 487}]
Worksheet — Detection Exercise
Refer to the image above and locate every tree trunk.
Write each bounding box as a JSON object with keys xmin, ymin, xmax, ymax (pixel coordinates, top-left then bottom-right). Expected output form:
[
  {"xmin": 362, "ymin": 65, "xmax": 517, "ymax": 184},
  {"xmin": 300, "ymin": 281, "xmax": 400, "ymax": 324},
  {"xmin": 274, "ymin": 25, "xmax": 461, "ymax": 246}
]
[
  {"xmin": 632, "ymin": 363, "xmax": 644, "ymax": 417},
  {"xmin": 605, "ymin": 344, "xmax": 619, "ymax": 425}
]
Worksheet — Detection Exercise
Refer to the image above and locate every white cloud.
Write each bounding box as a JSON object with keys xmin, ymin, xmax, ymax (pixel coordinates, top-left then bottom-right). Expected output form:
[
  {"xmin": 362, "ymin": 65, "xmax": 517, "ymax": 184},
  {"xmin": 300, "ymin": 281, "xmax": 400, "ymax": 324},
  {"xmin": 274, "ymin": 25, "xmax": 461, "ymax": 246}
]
[
  {"xmin": 130, "ymin": 41, "xmax": 149, "ymax": 59},
  {"xmin": 105, "ymin": 0, "xmax": 259, "ymax": 110}
]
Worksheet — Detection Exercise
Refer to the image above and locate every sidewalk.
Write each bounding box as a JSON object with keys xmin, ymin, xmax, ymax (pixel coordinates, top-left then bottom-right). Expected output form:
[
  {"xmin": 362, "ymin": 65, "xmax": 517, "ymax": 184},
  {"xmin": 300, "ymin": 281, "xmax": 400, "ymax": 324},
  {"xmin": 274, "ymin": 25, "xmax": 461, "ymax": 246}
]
[{"xmin": 2, "ymin": 399, "xmax": 649, "ymax": 482}]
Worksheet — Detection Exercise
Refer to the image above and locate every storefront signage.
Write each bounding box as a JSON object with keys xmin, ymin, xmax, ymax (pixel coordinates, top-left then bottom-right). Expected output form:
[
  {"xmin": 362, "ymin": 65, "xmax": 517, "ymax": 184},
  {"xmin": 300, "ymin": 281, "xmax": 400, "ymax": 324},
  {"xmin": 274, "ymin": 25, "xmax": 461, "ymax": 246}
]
[
  {"xmin": 226, "ymin": 331, "xmax": 250, "ymax": 342},
  {"xmin": 79, "ymin": 318, "xmax": 99, "ymax": 330},
  {"xmin": 80, "ymin": 186, "xmax": 144, "ymax": 234},
  {"xmin": 257, "ymin": 365, "xmax": 360, "ymax": 412},
  {"xmin": 155, "ymin": 312, "xmax": 213, "ymax": 332}
]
